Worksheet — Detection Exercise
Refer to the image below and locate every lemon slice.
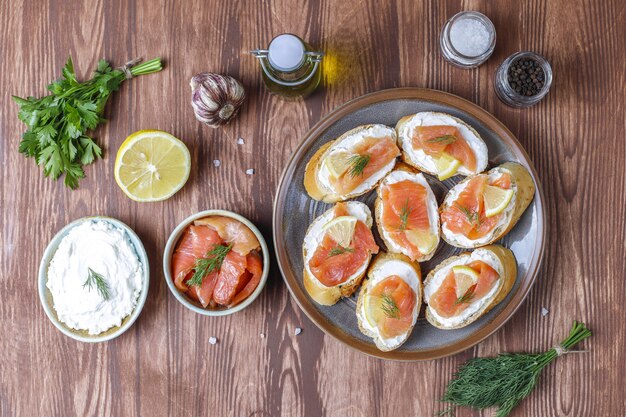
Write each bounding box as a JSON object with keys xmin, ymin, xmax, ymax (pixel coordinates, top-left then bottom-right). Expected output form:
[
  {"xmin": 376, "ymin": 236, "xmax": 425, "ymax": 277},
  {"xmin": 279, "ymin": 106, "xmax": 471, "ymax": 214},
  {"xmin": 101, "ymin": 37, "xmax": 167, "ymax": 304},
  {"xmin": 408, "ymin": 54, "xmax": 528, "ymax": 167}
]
[
  {"xmin": 322, "ymin": 215, "xmax": 357, "ymax": 247},
  {"xmin": 114, "ymin": 130, "xmax": 191, "ymax": 202},
  {"xmin": 363, "ymin": 294, "xmax": 384, "ymax": 328},
  {"xmin": 324, "ymin": 150, "xmax": 353, "ymax": 178},
  {"xmin": 452, "ymin": 265, "xmax": 480, "ymax": 299},
  {"xmin": 405, "ymin": 228, "xmax": 438, "ymax": 255},
  {"xmin": 483, "ymin": 185, "xmax": 514, "ymax": 217},
  {"xmin": 436, "ymin": 153, "xmax": 462, "ymax": 181}
]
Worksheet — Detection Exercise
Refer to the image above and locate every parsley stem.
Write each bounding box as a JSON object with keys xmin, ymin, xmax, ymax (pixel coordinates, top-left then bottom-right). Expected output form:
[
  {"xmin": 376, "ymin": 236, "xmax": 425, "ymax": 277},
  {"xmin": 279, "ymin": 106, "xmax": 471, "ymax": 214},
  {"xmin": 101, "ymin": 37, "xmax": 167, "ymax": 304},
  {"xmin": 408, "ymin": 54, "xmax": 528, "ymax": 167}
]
[{"xmin": 130, "ymin": 58, "xmax": 163, "ymax": 76}]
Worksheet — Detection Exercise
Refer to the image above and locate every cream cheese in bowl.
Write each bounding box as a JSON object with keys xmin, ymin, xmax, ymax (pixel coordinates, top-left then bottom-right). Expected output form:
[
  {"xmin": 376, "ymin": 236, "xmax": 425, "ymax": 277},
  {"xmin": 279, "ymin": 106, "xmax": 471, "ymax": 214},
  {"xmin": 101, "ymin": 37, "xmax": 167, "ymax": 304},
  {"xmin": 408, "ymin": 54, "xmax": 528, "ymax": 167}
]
[{"xmin": 39, "ymin": 217, "xmax": 149, "ymax": 342}]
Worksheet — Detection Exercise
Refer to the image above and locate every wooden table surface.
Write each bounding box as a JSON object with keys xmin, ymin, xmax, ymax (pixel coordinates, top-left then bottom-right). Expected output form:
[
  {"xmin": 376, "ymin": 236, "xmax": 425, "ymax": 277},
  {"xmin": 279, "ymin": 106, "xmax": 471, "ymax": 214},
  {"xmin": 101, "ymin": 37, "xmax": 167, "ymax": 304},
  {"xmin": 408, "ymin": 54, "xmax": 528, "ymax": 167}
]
[{"xmin": 1, "ymin": 0, "xmax": 624, "ymax": 416}]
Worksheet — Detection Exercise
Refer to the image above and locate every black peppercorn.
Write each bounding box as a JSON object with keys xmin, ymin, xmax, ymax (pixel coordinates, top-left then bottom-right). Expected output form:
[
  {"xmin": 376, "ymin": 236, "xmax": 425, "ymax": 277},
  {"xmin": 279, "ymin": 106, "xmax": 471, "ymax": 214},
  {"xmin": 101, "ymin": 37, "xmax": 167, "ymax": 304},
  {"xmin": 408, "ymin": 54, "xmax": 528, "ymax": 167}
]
[{"xmin": 507, "ymin": 58, "xmax": 545, "ymax": 96}]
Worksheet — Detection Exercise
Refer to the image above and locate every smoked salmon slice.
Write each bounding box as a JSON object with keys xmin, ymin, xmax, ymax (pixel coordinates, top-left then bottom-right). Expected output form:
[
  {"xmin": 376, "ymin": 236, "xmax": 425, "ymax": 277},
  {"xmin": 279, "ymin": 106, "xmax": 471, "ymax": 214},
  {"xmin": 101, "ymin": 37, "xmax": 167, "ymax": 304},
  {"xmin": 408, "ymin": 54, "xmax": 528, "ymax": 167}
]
[
  {"xmin": 229, "ymin": 251, "xmax": 263, "ymax": 307},
  {"xmin": 329, "ymin": 136, "xmax": 400, "ymax": 195},
  {"xmin": 170, "ymin": 219, "xmax": 264, "ymax": 309},
  {"xmin": 381, "ymin": 179, "xmax": 431, "ymax": 260},
  {"xmin": 212, "ymin": 250, "xmax": 248, "ymax": 305},
  {"xmin": 193, "ymin": 270, "xmax": 219, "ymax": 308},
  {"xmin": 441, "ymin": 173, "xmax": 512, "ymax": 240},
  {"xmin": 428, "ymin": 260, "xmax": 499, "ymax": 318},
  {"xmin": 172, "ymin": 225, "xmax": 221, "ymax": 291},
  {"xmin": 412, "ymin": 125, "xmax": 477, "ymax": 171},
  {"xmin": 309, "ymin": 203, "xmax": 379, "ymax": 287},
  {"xmin": 369, "ymin": 275, "xmax": 416, "ymax": 338},
  {"xmin": 468, "ymin": 260, "xmax": 499, "ymax": 299},
  {"xmin": 194, "ymin": 216, "xmax": 261, "ymax": 255}
]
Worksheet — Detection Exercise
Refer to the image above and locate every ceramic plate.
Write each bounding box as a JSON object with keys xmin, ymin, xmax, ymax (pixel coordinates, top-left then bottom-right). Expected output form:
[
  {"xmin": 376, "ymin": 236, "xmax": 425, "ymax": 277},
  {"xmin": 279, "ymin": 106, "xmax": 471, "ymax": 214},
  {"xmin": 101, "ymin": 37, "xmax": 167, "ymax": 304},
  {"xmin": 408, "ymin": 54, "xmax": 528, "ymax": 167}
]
[{"xmin": 273, "ymin": 88, "xmax": 546, "ymax": 360}]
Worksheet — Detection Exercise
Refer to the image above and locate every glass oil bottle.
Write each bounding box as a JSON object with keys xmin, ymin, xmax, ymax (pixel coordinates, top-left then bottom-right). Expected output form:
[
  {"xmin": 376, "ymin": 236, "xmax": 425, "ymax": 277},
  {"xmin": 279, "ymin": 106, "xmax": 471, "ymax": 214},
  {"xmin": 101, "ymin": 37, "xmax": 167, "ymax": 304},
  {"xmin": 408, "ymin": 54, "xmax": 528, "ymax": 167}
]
[{"xmin": 251, "ymin": 34, "xmax": 324, "ymax": 99}]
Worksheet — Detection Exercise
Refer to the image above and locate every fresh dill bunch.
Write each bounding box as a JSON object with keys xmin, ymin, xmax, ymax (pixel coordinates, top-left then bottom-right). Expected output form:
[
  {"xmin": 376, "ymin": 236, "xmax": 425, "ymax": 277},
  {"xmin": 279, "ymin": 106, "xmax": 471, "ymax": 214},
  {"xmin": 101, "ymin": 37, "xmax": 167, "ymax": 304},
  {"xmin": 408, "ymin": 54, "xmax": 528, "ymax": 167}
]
[
  {"xmin": 438, "ymin": 321, "xmax": 591, "ymax": 417},
  {"xmin": 380, "ymin": 292, "xmax": 400, "ymax": 319},
  {"xmin": 348, "ymin": 154, "xmax": 371, "ymax": 178},
  {"xmin": 327, "ymin": 246, "xmax": 354, "ymax": 257},
  {"xmin": 83, "ymin": 267, "xmax": 110, "ymax": 300},
  {"xmin": 186, "ymin": 244, "xmax": 233, "ymax": 287},
  {"xmin": 399, "ymin": 198, "xmax": 411, "ymax": 230}
]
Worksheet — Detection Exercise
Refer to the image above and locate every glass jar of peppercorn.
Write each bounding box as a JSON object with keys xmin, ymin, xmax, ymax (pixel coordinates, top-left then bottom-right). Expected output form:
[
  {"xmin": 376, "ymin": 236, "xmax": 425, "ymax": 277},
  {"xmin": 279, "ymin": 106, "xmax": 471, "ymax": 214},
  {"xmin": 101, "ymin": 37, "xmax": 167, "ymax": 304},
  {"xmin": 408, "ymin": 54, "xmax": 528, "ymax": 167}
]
[{"xmin": 494, "ymin": 52, "xmax": 553, "ymax": 108}]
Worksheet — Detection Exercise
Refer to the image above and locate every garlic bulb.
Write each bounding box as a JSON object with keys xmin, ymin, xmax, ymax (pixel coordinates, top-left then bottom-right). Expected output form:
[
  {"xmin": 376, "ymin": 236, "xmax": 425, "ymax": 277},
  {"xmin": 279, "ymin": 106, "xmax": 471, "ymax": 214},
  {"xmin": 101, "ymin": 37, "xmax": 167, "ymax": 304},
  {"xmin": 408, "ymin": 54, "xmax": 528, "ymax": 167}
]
[{"xmin": 190, "ymin": 73, "xmax": 245, "ymax": 127}]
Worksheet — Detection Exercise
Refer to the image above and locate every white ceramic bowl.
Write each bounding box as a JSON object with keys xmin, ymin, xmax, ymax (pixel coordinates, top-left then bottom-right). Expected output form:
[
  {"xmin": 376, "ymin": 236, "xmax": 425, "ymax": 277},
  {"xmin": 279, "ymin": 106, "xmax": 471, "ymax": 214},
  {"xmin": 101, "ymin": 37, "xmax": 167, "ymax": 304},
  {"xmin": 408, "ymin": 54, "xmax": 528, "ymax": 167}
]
[
  {"xmin": 163, "ymin": 210, "xmax": 269, "ymax": 316},
  {"xmin": 38, "ymin": 216, "xmax": 150, "ymax": 343}
]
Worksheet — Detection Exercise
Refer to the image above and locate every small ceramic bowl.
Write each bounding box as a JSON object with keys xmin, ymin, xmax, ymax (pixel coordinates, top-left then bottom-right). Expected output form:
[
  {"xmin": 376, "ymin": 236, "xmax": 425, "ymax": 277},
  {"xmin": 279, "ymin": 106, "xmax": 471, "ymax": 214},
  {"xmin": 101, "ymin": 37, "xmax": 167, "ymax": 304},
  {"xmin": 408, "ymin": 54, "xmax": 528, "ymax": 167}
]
[
  {"xmin": 38, "ymin": 216, "xmax": 150, "ymax": 343},
  {"xmin": 163, "ymin": 210, "xmax": 269, "ymax": 316}
]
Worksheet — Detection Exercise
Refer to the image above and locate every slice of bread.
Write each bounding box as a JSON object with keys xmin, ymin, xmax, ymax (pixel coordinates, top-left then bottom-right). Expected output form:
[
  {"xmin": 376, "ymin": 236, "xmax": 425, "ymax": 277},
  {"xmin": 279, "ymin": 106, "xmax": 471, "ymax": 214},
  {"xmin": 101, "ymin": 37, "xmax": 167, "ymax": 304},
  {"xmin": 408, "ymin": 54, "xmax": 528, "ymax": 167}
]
[
  {"xmin": 374, "ymin": 163, "xmax": 441, "ymax": 262},
  {"xmin": 424, "ymin": 245, "xmax": 517, "ymax": 330},
  {"xmin": 395, "ymin": 112, "xmax": 488, "ymax": 177},
  {"xmin": 440, "ymin": 162, "xmax": 536, "ymax": 248},
  {"xmin": 356, "ymin": 252, "xmax": 422, "ymax": 351},
  {"xmin": 304, "ymin": 124, "xmax": 398, "ymax": 203},
  {"xmin": 302, "ymin": 202, "xmax": 375, "ymax": 306}
]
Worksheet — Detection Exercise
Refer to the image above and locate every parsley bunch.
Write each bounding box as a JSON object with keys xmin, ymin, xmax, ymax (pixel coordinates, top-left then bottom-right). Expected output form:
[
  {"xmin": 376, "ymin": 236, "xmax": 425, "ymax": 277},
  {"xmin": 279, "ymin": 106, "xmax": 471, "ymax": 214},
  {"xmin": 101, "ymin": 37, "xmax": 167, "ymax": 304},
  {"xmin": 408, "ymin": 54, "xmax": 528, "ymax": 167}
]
[{"xmin": 13, "ymin": 56, "xmax": 162, "ymax": 188}]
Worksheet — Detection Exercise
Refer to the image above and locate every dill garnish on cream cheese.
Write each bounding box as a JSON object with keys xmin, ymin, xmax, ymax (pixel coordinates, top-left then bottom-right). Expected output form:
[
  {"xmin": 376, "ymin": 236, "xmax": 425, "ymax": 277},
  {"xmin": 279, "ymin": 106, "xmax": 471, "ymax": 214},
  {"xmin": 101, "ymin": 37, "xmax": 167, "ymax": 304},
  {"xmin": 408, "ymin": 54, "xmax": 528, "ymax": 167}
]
[{"xmin": 46, "ymin": 220, "xmax": 143, "ymax": 335}]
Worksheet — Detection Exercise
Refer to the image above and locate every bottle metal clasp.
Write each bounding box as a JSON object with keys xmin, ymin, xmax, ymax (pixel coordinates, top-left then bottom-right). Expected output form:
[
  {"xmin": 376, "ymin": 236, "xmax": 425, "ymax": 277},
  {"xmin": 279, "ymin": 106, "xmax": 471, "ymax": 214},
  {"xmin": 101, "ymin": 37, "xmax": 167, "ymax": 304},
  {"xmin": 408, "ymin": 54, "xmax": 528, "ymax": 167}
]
[{"xmin": 250, "ymin": 49, "xmax": 324, "ymax": 87}]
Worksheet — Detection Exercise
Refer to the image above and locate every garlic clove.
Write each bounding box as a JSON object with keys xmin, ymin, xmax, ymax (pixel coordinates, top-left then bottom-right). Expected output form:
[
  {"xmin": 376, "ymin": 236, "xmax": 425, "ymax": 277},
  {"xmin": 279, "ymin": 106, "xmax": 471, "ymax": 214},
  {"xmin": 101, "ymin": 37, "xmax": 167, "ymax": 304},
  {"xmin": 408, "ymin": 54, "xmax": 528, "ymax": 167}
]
[{"xmin": 190, "ymin": 73, "xmax": 246, "ymax": 128}]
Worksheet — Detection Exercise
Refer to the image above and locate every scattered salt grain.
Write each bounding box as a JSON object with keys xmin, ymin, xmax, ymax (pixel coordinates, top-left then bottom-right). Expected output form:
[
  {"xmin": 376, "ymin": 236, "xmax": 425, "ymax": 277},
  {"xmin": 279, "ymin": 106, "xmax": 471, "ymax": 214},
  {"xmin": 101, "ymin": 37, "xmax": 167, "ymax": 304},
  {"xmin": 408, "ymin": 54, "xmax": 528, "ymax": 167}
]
[
  {"xmin": 209, "ymin": 336, "xmax": 218, "ymax": 345},
  {"xmin": 213, "ymin": 159, "xmax": 221, "ymax": 167},
  {"xmin": 237, "ymin": 137, "xmax": 245, "ymax": 145},
  {"xmin": 246, "ymin": 168, "xmax": 255, "ymax": 175},
  {"xmin": 260, "ymin": 333, "xmax": 265, "ymax": 338},
  {"xmin": 294, "ymin": 327, "xmax": 302, "ymax": 336},
  {"xmin": 541, "ymin": 307, "xmax": 549, "ymax": 317},
  {"xmin": 449, "ymin": 17, "xmax": 491, "ymax": 57}
]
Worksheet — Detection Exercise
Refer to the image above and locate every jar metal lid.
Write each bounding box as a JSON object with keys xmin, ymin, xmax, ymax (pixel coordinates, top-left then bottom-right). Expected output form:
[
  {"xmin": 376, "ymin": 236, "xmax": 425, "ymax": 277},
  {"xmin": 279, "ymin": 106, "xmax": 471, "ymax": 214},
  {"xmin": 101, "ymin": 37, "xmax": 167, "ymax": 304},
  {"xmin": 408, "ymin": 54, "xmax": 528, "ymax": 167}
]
[{"xmin": 268, "ymin": 34, "xmax": 306, "ymax": 72}]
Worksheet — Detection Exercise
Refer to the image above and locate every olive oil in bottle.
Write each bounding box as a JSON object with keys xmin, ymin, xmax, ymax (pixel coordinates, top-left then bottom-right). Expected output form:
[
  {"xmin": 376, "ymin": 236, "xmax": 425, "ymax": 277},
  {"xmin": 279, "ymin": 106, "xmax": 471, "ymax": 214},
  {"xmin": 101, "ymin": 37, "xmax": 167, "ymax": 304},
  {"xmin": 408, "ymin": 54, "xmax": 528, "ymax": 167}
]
[{"xmin": 251, "ymin": 34, "xmax": 324, "ymax": 99}]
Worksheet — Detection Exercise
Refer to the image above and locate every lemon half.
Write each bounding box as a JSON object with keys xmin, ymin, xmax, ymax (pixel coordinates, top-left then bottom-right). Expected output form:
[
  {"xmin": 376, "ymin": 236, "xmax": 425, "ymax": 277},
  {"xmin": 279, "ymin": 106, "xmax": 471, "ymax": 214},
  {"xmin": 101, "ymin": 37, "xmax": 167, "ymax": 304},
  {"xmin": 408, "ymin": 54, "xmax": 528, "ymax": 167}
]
[
  {"xmin": 483, "ymin": 185, "xmax": 514, "ymax": 217},
  {"xmin": 114, "ymin": 130, "xmax": 191, "ymax": 202}
]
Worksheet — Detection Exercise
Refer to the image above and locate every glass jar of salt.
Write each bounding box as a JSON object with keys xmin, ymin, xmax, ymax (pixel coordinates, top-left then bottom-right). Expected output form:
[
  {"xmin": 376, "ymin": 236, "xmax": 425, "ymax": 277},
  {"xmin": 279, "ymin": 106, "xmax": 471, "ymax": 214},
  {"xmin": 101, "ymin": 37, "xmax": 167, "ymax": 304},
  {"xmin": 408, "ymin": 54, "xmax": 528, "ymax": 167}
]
[{"xmin": 440, "ymin": 11, "xmax": 496, "ymax": 68}]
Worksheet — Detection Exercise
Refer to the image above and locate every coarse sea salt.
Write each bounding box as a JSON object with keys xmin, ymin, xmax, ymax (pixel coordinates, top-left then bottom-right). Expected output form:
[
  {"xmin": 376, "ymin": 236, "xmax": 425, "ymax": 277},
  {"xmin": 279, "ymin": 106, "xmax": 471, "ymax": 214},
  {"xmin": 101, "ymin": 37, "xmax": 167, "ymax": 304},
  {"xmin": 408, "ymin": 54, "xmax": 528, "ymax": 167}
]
[
  {"xmin": 246, "ymin": 168, "xmax": 255, "ymax": 175},
  {"xmin": 237, "ymin": 137, "xmax": 245, "ymax": 145},
  {"xmin": 449, "ymin": 18, "xmax": 490, "ymax": 57},
  {"xmin": 213, "ymin": 159, "xmax": 221, "ymax": 167}
]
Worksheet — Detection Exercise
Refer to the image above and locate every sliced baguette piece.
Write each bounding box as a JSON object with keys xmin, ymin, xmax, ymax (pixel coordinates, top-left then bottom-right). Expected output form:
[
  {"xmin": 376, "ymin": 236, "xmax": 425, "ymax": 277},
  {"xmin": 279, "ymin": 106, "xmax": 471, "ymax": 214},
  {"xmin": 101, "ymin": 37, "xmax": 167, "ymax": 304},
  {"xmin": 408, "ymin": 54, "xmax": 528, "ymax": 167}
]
[
  {"xmin": 356, "ymin": 252, "xmax": 422, "ymax": 351},
  {"xmin": 440, "ymin": 162, "xmax": 536, "ymax": 248},
  {"xmin": 304, "ymin": 124, "xmax": 399, "ymax": 203},
  {"xmin": 302, "ymin": 201, "xmax": 377, "ymax": 306},
  {"xmin": 374, "ymin": 163, "xmax": 440, "ymax": 262},
  {"xmin": 395, "ymin": 111, "xmax": 488, "ymax": 177},
  {"xmin": 424, "ymin": 244, "xmax": 517, "ymax": 330}
]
